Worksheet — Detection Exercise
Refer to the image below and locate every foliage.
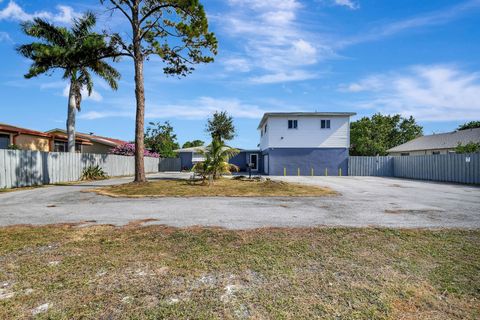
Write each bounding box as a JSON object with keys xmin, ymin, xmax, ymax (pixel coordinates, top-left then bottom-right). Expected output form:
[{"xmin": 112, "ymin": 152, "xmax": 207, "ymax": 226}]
[
  {"xmin": 17, "ymin": 12, "xmax": 120, "ymax": 152},
  {"xmin": 144, "ymin": 121, "xmax": 180, "ymax": 158},
  {"xmin": 206, "ymin": 111, "xmax": 235, "ymax": 141},
  {"xmin": 17, "ymin": 12, "xmax": 120, "ymax": 112},
  {"xmin": 193, "ymin": 139, "xmax": 239, "ymax": 182},
  {"xmin": 100, "ymin": 0, "xmax": 218, "ymax": 182},
  {"xmin": 7, "ymin": 144, "xmax": 20, "ymax": 150},
  {"xmin": 81, "ymin": 165, "xmax": 109, "ymax": 181},
  {"xmin": 457, "ymin": 121, "xmax": 480, "ymax": 131},
  {"xmin": 110, "ymin": 143, "xmax": 160, "ymax": 158},
  {"xmin": 455, "ymin": 142, "xmax": 480, "ymax": 154},
  {"xmin": 350, "ymin": 114, "xmax": 423, "ymax": 156},
  {"xmin": 182, "ymin": 140, "xmax": 205, "ymax": 149}
]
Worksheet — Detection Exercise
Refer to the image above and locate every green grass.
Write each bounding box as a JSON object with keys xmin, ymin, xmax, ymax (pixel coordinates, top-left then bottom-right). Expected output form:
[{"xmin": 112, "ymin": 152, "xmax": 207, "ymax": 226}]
[
  {"xmin": 91, "ymin": 178, "xmax": 336, "ymax": 198},
  {"xmin": 0, "ymin": 225, "xmax": 478, "ymax": 319}
]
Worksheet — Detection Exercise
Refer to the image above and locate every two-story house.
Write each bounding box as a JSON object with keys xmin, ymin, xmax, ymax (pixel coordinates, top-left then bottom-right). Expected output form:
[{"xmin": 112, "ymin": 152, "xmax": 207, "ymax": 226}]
[
  {"xmin": 258, "ymin": 112, "xmax": 355, "ymax": 175},
  {"xmin": 176, "ymin": 112, "xmax": 356, "ymax": 176}
]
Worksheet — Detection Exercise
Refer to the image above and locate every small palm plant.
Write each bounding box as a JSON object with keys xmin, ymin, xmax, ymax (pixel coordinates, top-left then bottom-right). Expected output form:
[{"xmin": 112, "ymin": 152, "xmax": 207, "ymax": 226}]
[
  {"xmin": 193, "ymin": 139, "xmax": 239, "ymax": 184},
  {"xmin": 17, "ymin": 13, "xmax": 120, "ymax": 152}
]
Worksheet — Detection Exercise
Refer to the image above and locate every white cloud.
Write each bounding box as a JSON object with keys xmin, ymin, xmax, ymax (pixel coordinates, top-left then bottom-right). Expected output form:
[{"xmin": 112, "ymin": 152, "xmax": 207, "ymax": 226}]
[
  {"xmin": 333, "ymin": 0, "xmax": 359, "ymax": 10},
  {"xmin": 223, "ymin": 58, "xmax": 251, "ymax": 73},
  {"xmin": 79, "ymin": 96, "xmax": 270, "ymax": 120},
  {"xmin": 0, "ymin": 31, "xmax": 11, "ymax": 42},
  {"xmin": 221, "ymin": 0, "xmax": 324, "ymax": 83},
  {"xmin": 0, "ymin": 1, "xmax": 80, "ymax": 23},
  {"xmin": 342, "ymin": 65, "xmax": 480, "ymax": 121},
  {"xmin": 338, "ymin": 0, "xmax": 480, "ymax": 47},
  {"xmin": 250, "ymin": 70, "xmax": 318, "ymax": 84},
  {"xmin": 63, "ymin": 84, "xmax": 103, "ymax": 102}
]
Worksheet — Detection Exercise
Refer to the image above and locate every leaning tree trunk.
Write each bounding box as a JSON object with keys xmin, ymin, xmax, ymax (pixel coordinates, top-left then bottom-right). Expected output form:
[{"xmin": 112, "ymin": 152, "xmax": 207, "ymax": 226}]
[
  {"xmin": 132, "ymin": 18, "xmax": 146, "ymax": 183},
  {"xmin": 67, "ymin": 80, "xmax": 77, "ymax": 153}
]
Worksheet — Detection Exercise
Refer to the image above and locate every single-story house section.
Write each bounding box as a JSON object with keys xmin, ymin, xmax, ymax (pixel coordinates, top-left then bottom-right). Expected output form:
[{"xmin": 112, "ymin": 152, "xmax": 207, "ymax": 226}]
[
  {"xmin": 176, "ymin": 112, "xmax": 356, "ymax": 176},
  {"xmin": 0, "ymin": 123, "xmax": 92, "ymax": 152},
  {"xmin": 46, "ymin": 129, "xmax": 128, "ymax": 154},
  {"xmin": 387, "ymin": 128, "xmax": 480, "ymax": 156}
]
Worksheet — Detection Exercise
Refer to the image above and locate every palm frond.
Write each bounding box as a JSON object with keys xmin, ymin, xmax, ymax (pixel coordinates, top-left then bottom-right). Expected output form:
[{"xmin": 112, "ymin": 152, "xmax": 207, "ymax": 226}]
[
  {"xmin": 21, "ymin": 18, "xmax": 69, "ymax": 47},
  {"xmin": 72, "ymin": 12, "xmax": 96, "ymax": 38}
]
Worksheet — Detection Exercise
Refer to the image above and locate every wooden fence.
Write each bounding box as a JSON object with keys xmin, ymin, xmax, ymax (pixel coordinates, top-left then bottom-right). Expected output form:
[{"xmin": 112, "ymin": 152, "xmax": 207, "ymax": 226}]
[
  {"xmin": 349, "ymin": 153, "xmax": 480, "ymax": 184},
  {"xmin": 0, "ymin": 150, "xmax": 181, "ymax": 189}
]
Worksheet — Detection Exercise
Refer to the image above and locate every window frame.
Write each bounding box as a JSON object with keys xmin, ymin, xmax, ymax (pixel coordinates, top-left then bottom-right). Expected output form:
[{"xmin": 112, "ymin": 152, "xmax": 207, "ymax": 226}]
[
  {"xmin": 287, "ymin": 119, "xmax": 298, "ymax": 129},
  {"xmin": 320, "ymin": 119, "xmax": 331, "ymax": 129}
]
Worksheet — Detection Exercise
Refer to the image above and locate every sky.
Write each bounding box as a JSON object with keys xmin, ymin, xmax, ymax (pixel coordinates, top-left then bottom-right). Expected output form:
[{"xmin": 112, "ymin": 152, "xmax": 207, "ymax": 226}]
[{"xmin": 0, "ymin": 0, "xmax": 479, "ymax": 149}]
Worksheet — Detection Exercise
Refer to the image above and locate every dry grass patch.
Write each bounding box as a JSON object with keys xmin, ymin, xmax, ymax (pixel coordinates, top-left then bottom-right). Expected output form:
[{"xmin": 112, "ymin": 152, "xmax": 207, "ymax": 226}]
[
  {"xmin": 91, "ymin": 177, "xmax": 336, "ymax": 198},
  {"xmin": 0, "ymin": 225, "xmax": 478, "ymax": 319}
]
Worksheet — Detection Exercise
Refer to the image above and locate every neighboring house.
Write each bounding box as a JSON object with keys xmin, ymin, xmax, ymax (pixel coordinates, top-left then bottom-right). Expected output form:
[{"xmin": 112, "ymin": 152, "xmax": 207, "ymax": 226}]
[
  {"xmin": 46, "ymin": 129, "xmax": 128, "ymax": 154},
  {"xmin": 0, "ymin": 123, "xmax": 91, "ymax": 152},
  {"xmin": 387, "ymin": 128, "xmax": 480, "ymax": 156},
  {"xmin": 176, "ymin": 112, "xmax": 356, "ymax": 176}
]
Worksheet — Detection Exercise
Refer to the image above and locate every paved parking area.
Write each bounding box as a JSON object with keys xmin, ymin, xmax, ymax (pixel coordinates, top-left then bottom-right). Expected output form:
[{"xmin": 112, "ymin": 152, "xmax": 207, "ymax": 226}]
[{"xmin": 0, "ymin": 173, "xmax": 479, "ymax": 229}]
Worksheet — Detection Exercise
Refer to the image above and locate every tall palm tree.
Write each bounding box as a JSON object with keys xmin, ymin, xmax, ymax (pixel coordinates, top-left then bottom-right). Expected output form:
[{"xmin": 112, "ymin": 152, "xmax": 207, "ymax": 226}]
[{"xmin": 17, "ymin": 13, "xmax": 120, "ymax": 152}]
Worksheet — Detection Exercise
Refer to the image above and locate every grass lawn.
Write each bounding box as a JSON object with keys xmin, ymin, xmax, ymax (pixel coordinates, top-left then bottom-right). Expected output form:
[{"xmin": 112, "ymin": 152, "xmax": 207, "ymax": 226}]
[
  {"xmin": 0, "ymin": 225, "xmax": 478, "ymax": 319},
  {"xmin": 91, "ymin": 177, "xmax": 336, "ymax": 198}
]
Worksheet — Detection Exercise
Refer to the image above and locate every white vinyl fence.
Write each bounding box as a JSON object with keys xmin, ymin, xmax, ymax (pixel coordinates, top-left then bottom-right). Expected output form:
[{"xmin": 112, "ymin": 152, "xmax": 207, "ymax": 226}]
[
  {"xmin": 0, "ymin": 149, "xmax": 180, "ymax": 189},
  {"xmin": 349, "ymin": 153, "xmax": 480, "ymax": 184}
]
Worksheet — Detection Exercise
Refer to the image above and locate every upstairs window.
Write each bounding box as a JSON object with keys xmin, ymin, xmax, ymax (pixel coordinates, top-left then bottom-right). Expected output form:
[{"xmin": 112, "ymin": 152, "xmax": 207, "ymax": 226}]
[
  {"xmin": 288, "ymin": 120, "xmax": 298, "ymax": 129},
  {"xmin": 321, "ymin": 119, "xmax": 331, "ymax": 129},
  {"xmin": 264, "ymin": 124, "xmax": 267, "ymax": 133}
]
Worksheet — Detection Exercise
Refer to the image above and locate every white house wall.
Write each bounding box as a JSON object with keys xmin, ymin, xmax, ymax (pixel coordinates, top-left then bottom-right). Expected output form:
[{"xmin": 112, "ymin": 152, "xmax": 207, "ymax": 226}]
[{"xmin": 260, "ymin": 116, "xmax": 350, "ymax": 150}]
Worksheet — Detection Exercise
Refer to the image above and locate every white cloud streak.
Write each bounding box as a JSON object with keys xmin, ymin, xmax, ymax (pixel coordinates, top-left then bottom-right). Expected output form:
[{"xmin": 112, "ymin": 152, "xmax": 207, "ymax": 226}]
[
  {"xmin": 341, "ymin": 65, "xmax": 480, "ymax": 121},
  {"xmin": 63, "ymin": 85, "xmax": 103, "ymax": 102},
  {"xmin": 221, "ymin": 0, "xmax": 325, "ymax": 84},
  {"xmin": 79, "ymin": 96, "xmax": 270, "ymax": 120},
  {"xmin": 0, "ymin": 1, "xmax": 80, "ymax": 23},
  {"xmin": 333, "ymin": 0, "xmax": 359, "ymax": 10}
]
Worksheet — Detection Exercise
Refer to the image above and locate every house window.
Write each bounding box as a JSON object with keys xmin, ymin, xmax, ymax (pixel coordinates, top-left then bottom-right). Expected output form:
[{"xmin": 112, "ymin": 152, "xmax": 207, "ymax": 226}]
[
  {"xmin": 321, "ymin": 119, "xmax": 331, "ymax": 129},
  {"xmin": 432, "ymin": 151, "xmax": 440, "ymax": 155},
  {"xmin": 264, "ymin": 124, "xmax": 267, "ymax": 133},
  {"xmin": 288, "ymin": 120, "xmax": 298, "ymax": 129},
  {"xmin": 401, "ymin": 153, "xmax": 410, "ymax": 156},
  {"xmin": 54, "ymin": 141, "xmax": 82, "ymax": 152},
  {"xmin": 0, "ymin": 134, "xmax": 10, "ymax": 149}
]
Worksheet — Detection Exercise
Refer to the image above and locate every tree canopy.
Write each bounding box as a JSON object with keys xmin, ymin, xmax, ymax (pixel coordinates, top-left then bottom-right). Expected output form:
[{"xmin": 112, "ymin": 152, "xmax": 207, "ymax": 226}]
[
  {"xmin": 144, "ymin": 121, "xmax": 180, "ymax": 158},
  {"xmin": 99, "ymin": 0, "xmax": 218, "ymax": 182},
  {"xmin": 182, "ymin": 140, "xmax": 204, "ymax": 148},
  {"xmin": 457, "ymin": 121, "xmax": 480, "ymax": 131},
  {"xmin": 350, "ymin": 114, "xmax": 423, "ymax": 156},
  {"xmin": 206, "ymin": 111, "xmax": 235, "ymax": 141},
  {"xmin": 17, "ymin": 12, "xmax": 120, "ymax": 152}
]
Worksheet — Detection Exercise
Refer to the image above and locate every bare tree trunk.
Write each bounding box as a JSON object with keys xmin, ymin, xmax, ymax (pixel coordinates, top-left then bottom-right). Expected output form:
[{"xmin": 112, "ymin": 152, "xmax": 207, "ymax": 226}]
[
  {"xmin": 67, "ymin": 80, "xmax": 77, "ymax": 153},
  {"xmin": 132, "ymin": 4, "xmax": 146, "ymax": 183}
]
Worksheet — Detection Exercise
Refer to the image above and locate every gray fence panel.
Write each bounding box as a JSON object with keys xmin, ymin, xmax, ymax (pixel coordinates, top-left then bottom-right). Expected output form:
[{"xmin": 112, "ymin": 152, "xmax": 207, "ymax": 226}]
[
  {"xmin": 350, "ymin": 153, "xmax": 479, "ymax": 184},
  {"xmin": 159, "ymin": 158, "xmax": 181, "ymax": 172},
  {"xmin": 0, "ymin": 151, "xmax": 183, "ymax": 189},
  {"xmin": 348, "ymin": 156, "xmax": 394, "ymax": 177}
]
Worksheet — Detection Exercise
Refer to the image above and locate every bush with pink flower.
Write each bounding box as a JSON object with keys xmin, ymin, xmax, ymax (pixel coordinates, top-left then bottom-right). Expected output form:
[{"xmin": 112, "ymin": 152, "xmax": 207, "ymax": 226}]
[{"xmin": 110, "ymin": 143, "xmax": 160, "ymax": 158}]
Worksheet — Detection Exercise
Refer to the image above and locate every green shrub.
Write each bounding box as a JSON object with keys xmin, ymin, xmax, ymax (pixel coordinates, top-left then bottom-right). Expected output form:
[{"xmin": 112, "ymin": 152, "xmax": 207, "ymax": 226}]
[
  {"xmin": 7, "ymin": 144, "xmax": 20, "ymax": 150},
  {"xmin": 81, "ymin": 165, "xmax": 108, "ymax": 181}
]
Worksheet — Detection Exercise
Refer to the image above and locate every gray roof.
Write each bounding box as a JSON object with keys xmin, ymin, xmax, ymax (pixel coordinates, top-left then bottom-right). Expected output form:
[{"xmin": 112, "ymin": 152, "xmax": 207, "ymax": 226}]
[
  {"xmin": 387, "ymin": 128, "xmax": 480, "ymax": 153},
  {"xmin": 174, "ymin": 146, "xmax": 206, "ymax": 153},
  {"xmin": 257, "ymin": 112, "xmax": 356, "ymax": 129}
]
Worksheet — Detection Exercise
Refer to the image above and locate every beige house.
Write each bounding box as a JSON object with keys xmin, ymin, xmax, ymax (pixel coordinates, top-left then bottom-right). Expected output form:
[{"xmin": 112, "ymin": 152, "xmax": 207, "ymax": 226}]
[
  {"xmin": 0, "ymin": 123, "xmax": 127, "ymax": 154},
  {"xmin": 387, "ymin": 128, "xmax": 480, "ymax": 156},
  {"xmin": 0, "ymin": 123, "xmax": 91, "ymax": 152},
  {"xmin": 46, "ymin": 129, "xmax": 128, "ymax": 154}
]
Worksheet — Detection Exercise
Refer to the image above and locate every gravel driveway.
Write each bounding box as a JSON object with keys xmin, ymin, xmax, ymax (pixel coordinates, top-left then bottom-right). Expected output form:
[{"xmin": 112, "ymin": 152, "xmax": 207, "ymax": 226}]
[{"xmin": 0, "ymin": 173, "xmax": 479, "ymax": 229}]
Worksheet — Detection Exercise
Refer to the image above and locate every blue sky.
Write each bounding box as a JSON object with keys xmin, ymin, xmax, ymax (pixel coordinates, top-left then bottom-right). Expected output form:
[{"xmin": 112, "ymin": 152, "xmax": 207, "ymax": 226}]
[{"xmin": 0, "ymin": 0, "xmax": 479, "ymax": 148}]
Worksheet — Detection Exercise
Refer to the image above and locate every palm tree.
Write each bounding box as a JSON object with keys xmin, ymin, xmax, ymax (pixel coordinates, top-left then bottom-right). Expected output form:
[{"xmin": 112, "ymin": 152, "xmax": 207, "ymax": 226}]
[
  {"xmin": 193, "ymin": 139, "xmax": 239, "ymax": 183},
  {"xmin": 17, "ymin": 13, "xmax": 120, "ymax": 152}
]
